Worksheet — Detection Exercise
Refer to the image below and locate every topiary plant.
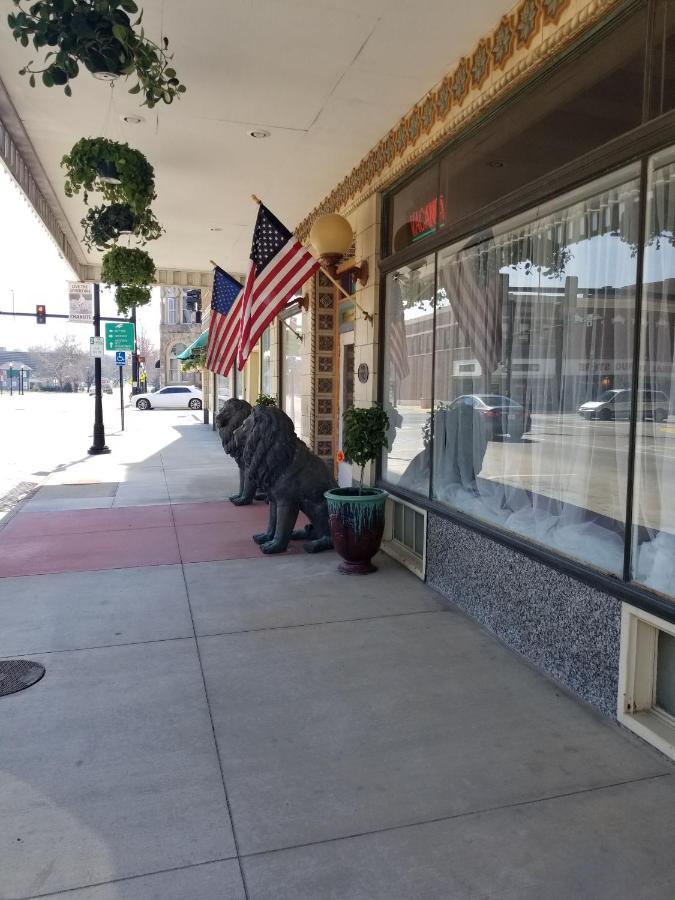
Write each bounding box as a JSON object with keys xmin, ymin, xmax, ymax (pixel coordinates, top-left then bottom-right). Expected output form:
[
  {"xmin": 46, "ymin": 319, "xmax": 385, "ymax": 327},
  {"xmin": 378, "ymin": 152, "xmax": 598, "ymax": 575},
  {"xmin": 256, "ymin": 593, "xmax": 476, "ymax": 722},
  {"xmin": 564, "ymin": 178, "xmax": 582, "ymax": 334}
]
[
  {"xmin": 8, "ymin": 0, "xmax": 186, "ymax": 107},
  {"xmin": 342, "ymin": 403, "xmax": 390, "ymax": 493},
  {"xmin": 255, "ymin": 393, "xmax": 277, "ymax": 407},
  {"xmin": 101, "ymin": 245, "xmax": 154, "ymax": 313},
  {"xmin": 81, "ymin": 203, "xmax": 162, "ymax": 250},
  {"xmin": 62, "ymin": 137, "xmax": 156, "ymax": 212}
]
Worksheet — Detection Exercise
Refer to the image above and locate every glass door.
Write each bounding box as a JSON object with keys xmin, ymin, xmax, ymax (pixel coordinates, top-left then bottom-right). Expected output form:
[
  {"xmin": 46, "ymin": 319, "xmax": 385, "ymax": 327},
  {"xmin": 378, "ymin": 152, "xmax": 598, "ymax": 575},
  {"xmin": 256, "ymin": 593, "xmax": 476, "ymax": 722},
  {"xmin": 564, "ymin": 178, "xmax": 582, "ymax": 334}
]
[{"xmin": 338, "ymin": 330, "xmax": 355, "ymax": 487}]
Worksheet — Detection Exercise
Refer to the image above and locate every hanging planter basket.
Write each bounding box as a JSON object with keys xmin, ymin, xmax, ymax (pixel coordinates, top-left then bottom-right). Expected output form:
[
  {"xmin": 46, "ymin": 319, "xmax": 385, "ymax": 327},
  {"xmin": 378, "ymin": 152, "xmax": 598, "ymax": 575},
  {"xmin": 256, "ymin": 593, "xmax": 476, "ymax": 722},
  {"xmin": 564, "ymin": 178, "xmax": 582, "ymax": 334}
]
[
  {"xmin": 62, "ymin": 137, "xmax": 156, "ymax": 214},
  {"xmin": 81, "ymin": 203, "xmax": 162, "ymax": 250},
  {"xmin": 101, "ymin": 246, "xmax": 155, "ymax": 314},
  {"xmin": 7, "ymin": 0, "xmax": 186, "ymax": 107}
]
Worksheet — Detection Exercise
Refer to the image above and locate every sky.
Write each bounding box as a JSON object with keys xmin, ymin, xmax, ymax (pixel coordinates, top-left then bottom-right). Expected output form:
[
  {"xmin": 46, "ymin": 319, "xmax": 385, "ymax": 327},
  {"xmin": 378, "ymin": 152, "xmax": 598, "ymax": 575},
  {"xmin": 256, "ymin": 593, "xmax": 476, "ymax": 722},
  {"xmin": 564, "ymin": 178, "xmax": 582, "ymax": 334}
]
[{"xmin": 0, "ymin": 162, "xmax": 160, "ymax": 353}]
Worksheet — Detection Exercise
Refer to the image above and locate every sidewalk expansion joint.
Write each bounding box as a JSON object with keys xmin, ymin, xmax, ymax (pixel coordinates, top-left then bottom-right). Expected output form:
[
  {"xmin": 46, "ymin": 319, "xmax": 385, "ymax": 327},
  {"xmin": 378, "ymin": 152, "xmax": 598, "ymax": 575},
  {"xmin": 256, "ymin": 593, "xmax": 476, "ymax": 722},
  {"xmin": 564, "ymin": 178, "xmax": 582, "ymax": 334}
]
[
  {"xmin": 197, "ymin": 607, "xmax": 446, "ymax": 640},
  {"xmin": 8, "ymin": 855, "xmax": 238, "ymax": 900},
  {"xmin": 172, "ymin": 502, "xmax": 252, "ymax": 900},
  {"xmin": 0, "ymin": 633, "xmax": 194, "ymax": 660},
  {"xmin": 238, "ymin": 771, "xmax": 673, "ymax": 862}
]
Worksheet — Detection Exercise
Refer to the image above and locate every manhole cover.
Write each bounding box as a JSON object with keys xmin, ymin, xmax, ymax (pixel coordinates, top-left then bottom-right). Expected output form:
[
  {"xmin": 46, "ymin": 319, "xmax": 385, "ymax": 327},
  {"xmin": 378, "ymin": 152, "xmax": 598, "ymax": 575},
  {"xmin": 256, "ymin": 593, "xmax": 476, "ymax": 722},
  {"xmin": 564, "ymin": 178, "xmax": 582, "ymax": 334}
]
[{"xmin": 0, "ymin": 660, "xmax": 45, "ymax": 696}]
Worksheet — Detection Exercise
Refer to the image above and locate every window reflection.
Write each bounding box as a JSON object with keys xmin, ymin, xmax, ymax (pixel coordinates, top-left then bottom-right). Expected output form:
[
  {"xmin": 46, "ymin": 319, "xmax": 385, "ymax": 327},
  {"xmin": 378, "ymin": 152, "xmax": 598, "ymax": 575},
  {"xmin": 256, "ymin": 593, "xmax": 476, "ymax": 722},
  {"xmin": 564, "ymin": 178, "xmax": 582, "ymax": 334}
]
[
  {"xmin": 282, "ymin": 311, "xmax": 303, "ymax": 436},
  {"xmin": 261, "ymin": 327, "xmax": 271, "ymax": 396},
  {"xmin": 429, "ymin": 167, "xmax": 640, "ymax": 576},
  {"xmin": 382, "ymin": 256, "xmax": 435, "ymax": 494},
  {"xmin": 632, "ymin": 147, "xmax": 675, "ymax": 595}
]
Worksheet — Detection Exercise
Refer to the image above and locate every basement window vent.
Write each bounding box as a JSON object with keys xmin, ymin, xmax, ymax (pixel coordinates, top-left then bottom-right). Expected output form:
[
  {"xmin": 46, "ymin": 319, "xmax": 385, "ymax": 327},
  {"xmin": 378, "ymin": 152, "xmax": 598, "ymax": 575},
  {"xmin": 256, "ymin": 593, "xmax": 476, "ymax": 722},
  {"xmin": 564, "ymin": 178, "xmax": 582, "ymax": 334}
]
[
  {"xmin": 382, "ymin": 495, "xmax": 426, "ymax": 579},
  {"xmin": 618, "ymin": 603, "xmax": 675, "ymax": 761}
]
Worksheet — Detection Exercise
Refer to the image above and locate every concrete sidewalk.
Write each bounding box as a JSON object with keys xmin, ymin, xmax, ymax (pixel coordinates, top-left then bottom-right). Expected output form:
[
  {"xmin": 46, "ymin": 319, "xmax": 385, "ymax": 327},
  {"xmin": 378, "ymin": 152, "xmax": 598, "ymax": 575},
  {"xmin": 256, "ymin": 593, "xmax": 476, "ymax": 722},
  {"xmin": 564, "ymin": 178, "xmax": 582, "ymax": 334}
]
[{"xmin": 1, "ymin": 410, "xmax": 675, "ymax": 899}]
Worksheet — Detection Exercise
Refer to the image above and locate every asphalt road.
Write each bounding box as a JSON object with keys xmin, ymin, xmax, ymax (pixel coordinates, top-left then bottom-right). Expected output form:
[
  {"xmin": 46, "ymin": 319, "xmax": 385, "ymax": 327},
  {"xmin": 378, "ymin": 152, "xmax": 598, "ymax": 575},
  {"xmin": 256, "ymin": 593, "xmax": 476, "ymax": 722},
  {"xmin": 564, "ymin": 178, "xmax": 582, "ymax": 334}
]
[
  {"xmin": 387, "ymin": 407, "xmax": 675, "ymax": 531},
  {"xmin": 0, "ymin": 390, "xmax": 127, "ymax": 519}
]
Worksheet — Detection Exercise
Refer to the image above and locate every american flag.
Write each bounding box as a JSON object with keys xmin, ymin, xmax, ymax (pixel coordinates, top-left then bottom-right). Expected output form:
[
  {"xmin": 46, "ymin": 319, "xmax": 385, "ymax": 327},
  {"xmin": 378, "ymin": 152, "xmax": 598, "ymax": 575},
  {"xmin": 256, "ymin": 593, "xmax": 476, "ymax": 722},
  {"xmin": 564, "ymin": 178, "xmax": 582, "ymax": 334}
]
[
  {"xmin": 206, "ymin": 267, "xmax": 243, "ymax": 377},
  {"xmin": 237, "ymin": 203, "xmax": 319, "ymax": 369},
  {"xmin": 390, "ymin": 275, "xmax": 410, "ymax": 381}
]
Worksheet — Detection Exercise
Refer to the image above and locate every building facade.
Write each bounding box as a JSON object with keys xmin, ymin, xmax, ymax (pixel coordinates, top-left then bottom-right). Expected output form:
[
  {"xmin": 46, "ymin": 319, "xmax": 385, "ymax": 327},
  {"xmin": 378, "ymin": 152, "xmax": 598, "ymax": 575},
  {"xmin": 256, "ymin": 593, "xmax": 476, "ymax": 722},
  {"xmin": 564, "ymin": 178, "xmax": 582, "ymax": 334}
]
[
  {"xmin": 255, "ymin": 0, "xmax": 675, "ymax": 758},
  {"xmin": 159, "ymin": 286, "xmax": 204, "ymax": 388}
]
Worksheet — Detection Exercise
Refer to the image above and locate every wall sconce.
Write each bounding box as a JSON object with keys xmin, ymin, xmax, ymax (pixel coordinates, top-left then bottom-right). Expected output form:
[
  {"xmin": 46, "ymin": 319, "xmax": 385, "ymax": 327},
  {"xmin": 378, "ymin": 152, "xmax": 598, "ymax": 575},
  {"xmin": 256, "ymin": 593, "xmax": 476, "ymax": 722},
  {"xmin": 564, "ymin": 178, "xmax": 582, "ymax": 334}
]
[{"xmin": 309, "ymin": 214, "xmax": 369, "ymax": 287}]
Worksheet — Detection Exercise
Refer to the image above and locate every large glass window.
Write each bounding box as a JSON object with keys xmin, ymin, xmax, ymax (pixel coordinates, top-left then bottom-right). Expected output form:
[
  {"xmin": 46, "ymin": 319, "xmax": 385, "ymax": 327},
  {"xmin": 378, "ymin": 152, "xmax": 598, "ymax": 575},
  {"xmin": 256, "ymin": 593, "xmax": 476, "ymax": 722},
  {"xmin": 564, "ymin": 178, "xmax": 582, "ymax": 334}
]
[
  {"xmin": 381, "ymin": 255, "xmax": 435, "ymax": 494},
  {"xmin": 383, "ymin": 167, "xmax": 642, "ymax": 577},
  {"xmin": 632, "ymin": 146, "xmax": 675, "ymax": 595},
  {"xmin": 282, "ymin": 310, "xmax": 303, "ymax": 435},
  {"xmin": 260, "ymin": 327, "xmax": 272, "ymax": 396}
]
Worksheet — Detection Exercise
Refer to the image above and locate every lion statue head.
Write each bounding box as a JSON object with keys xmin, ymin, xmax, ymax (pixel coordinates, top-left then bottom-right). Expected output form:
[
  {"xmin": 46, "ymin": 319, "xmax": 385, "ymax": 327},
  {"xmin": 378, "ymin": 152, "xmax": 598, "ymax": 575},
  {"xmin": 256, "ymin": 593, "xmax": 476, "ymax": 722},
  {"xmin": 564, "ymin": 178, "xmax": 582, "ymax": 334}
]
[
  {"xmin": 216, "ymin": 398, "xmax": 253, "ymax": 461},
  {"xmin": 240, "ymin": 405, "xmax": 298, "ymax": 493}
]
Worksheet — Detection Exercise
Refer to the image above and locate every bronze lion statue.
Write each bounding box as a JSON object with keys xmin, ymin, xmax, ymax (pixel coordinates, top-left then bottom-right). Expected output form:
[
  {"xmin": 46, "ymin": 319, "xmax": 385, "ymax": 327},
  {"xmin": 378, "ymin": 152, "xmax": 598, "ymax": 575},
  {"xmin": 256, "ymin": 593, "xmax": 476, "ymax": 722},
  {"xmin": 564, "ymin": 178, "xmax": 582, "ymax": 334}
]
[
  {"xmin": 233, "ymin": 405, "xmax": 336, "ymax": 554},
  {"xmin": 215, "ymin": 398, "xmax": 256, "ymax": 504}
]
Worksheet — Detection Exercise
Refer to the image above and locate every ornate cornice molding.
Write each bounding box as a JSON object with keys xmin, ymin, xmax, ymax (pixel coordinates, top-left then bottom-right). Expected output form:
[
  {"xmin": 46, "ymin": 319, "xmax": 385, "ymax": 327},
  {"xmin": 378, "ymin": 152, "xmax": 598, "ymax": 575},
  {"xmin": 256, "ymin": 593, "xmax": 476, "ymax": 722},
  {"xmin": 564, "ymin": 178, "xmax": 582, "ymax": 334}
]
[{"xmin": 296, "ymin": 0, "xmax": 622, "ymax": 241}]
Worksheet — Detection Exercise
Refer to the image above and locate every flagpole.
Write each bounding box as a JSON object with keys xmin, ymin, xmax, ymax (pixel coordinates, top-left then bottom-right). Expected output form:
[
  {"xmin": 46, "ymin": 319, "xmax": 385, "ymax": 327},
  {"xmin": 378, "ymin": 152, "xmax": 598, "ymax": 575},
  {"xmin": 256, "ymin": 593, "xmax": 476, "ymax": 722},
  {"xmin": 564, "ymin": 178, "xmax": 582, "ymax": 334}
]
[{"xmin": 250, "ymin": 195, "xmax": 373, "ymax": 323}]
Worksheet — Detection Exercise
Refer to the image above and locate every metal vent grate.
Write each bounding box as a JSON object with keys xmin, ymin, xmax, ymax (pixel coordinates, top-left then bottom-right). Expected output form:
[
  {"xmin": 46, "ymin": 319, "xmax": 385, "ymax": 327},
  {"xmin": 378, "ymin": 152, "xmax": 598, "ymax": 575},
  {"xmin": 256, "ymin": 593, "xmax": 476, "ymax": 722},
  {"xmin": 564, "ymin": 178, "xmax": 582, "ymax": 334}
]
[{"xmin": 382, "ymin": 496, "xmax": 426, "ymax": 579}]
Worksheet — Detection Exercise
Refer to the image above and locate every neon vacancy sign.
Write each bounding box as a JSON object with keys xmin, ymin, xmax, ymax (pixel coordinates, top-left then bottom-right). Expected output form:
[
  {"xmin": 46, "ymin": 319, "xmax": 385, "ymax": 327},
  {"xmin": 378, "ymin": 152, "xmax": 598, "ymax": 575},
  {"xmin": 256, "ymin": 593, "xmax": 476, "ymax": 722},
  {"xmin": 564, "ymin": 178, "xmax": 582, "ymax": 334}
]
[{"xmin": 408, "ymin": 195, "xmax": 447, "ymax": 240}]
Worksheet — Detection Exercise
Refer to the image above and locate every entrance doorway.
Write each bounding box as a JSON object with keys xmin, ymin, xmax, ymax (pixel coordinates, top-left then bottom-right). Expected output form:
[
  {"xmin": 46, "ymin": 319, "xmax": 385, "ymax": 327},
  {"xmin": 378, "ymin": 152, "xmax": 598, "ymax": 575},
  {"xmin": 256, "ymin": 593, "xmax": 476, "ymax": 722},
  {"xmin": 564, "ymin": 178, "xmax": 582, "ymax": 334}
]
[{"xmin": 338, "ymin": 330, "xmax": 355, "ymax": 487}]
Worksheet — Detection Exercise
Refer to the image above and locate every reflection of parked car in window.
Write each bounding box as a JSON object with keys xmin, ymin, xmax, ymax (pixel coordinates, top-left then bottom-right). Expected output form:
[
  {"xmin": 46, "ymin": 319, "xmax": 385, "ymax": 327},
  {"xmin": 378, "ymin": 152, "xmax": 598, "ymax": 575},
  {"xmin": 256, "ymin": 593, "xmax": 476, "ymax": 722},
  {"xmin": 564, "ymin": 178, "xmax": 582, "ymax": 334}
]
[
  {"xmin": 578, "ymin": 389, "xmax": 669, "ymax": 422},
  {"xmin": 447, "ymin": 394, "xmax": 531, "ymax": 441}
]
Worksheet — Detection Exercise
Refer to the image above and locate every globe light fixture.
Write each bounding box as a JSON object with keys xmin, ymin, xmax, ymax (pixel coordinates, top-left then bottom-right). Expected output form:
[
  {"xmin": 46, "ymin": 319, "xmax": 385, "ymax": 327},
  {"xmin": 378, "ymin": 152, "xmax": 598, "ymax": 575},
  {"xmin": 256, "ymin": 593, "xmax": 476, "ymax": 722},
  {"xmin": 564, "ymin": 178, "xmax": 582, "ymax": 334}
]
[{"xmin": 309, "ymin": 213, "xmax": 369, "ymax": 286}]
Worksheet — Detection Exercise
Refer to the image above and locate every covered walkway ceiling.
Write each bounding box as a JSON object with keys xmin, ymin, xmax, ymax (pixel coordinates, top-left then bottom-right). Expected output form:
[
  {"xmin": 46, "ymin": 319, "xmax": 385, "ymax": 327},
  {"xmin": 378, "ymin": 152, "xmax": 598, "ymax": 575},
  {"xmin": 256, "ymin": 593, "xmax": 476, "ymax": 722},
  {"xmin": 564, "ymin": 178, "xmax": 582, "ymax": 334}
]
[{"xmin": 0, "ymin": 0, "xmax": 509, "ymax": 273}]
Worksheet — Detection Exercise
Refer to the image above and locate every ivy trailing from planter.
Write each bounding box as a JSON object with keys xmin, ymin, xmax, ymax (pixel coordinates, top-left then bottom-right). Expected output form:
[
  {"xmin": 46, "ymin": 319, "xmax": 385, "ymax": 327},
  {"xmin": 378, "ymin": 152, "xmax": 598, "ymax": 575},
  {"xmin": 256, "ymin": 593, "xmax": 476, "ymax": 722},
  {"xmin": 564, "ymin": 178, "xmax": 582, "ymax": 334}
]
[
  {"xmin": 181, "ymin": 349, "xmax": 207, "ymax": 373},
  {"xmin": 255, "ymin": 393, "xmax": 277, "ymax": 407},
  {"xmin": 81, "ymin": 203, "xmax": 162, "ymax": 250},
  {"xmin": 101, "ymin": 245, "xmax": 155, "ymax": 314},
  {"xmin": 62, "ymin": 137, "xmax": 155, "ymax": 212},
  {"xmin": 7, "ymin": 0, "xmax": 186, "ymax": 107}
]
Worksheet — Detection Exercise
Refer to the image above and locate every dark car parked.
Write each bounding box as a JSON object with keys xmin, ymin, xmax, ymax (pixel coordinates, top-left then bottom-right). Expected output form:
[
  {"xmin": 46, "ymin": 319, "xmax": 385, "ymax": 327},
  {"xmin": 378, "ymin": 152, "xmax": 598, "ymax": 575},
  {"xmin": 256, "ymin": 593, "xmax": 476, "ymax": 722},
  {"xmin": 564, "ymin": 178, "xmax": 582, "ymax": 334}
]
[{"xmin": 447, "ymin": 394, "xmax": 531, "ymax": 440}]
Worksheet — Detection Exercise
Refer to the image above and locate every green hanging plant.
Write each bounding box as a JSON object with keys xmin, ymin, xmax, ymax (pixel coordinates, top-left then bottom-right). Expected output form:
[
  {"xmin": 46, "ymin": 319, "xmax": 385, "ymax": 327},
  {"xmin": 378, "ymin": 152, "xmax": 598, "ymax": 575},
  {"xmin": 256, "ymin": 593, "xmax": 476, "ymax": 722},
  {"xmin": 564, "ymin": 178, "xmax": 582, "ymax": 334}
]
[
  {"xmin": 181, "ymin": 348, "xmax": 207, "ymax": 373},
  {"xmin": 62, "ymin": 137, "xmax": 155, "ymax": 213},
  {"xmin": 101, "ymin": 245, "xmax": 154, "ymax": 313},
  {"xmin": 81, "ymin": 203, "xmax": 162, "ymax": 250},
  {"xmin": 7, "ymin": 0, "xmax": 186, "ymax": 107}
]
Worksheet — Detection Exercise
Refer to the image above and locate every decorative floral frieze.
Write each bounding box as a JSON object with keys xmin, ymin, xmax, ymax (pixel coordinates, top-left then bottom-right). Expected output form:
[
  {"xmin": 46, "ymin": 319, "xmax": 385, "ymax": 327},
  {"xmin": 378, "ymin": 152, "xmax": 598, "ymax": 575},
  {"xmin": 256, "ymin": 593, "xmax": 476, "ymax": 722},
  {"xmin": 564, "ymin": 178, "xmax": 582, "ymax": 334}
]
[
  {"xmin": 471, "ymin": 39, "xmax": 491, "ymax": 89},
  {"xmin": 295, "ymin": 0, "xmax": 603, "ymax": 242},
  {"xmin": 515, "ymin": 0, "xmax": 542, "ymax": 49},
  {"xmin": 492, "ymin": 16, "xmax": 515, "ymax": 70},
  {"xmin": 451, "ymin": 59, "xmax": 470, "ymax": 104}
]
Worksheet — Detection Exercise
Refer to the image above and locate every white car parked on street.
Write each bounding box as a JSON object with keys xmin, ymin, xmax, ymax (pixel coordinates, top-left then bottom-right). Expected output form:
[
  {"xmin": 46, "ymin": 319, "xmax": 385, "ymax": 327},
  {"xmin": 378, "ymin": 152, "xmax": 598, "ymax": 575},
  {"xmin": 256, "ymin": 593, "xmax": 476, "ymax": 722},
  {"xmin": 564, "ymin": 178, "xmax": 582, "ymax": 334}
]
[{"xmin": 134, "ymin": 385, "xmax": 203, "ymax": 410}]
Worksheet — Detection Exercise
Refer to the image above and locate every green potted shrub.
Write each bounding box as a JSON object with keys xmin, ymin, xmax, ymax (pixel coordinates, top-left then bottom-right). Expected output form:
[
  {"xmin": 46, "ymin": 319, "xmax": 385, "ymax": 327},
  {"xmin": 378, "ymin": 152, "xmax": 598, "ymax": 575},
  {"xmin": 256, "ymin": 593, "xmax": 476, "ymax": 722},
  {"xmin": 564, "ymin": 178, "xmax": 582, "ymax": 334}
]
[
  {"xmin": 181, "ymin": 348, "xmax": 207, "ymax": 373},
  {"xmin": 255, "ymin": 393, "xmax": 277, "ymax": 407},
  {"xmin": 8, "ymin": 0, "xmax": 186, "ymax": 107},
  {"xmin": 101, "ymin": 245, "xmax": 154, "ymax": 314},
  {"xmin": 81, "ymin": 203, "xmax": 162, "ymax": 250},
  {"xmin": 62, "ymin": 138, "xmax": 156, "ymax": 212},
  {"xmin": 325, "ymin": 403, "xmax": 390, "ymax": 575}
]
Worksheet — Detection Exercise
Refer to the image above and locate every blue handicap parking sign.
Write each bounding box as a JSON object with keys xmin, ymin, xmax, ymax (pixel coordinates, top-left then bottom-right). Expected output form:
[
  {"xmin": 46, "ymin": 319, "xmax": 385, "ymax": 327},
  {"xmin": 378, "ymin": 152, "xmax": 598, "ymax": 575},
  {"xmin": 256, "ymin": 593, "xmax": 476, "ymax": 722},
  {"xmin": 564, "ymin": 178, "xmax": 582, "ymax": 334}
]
[{"xmin": 115, "ymin": 351, "xmax": 127, "ymax": 366}]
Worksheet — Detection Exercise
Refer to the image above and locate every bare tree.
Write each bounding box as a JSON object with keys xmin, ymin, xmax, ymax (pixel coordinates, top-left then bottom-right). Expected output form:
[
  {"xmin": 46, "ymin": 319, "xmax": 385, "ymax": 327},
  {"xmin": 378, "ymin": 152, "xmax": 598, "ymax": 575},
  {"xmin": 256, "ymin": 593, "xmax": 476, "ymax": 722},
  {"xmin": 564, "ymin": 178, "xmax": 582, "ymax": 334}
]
[{"xmin": 30, "ymin": 335, "xmax": 85, "ymax": 389}]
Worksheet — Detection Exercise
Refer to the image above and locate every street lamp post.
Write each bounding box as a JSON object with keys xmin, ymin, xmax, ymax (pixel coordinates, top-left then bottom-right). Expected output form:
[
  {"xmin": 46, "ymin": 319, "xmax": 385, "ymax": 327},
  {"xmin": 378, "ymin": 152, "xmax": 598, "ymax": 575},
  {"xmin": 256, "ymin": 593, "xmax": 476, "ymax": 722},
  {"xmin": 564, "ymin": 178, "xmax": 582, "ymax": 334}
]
[
  {"xmin": 8, "ymin": 362, "xmax": 14, "ymax": 397},
  {"xmin": 88, "ymin": 283, "xmax": 110, "ymax": 455}
]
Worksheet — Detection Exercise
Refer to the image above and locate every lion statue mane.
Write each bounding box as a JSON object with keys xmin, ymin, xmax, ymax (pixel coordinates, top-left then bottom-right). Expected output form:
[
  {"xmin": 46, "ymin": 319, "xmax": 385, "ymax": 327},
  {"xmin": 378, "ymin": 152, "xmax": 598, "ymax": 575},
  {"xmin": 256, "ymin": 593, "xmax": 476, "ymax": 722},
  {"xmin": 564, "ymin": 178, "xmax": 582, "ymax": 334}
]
[
  {"xmin": 234, "ymin": 405, "xmax": 336, "ymax": 554},
  {"xmin": 215, "ymin": 398, "xmax": 256, "ymax": 504}
]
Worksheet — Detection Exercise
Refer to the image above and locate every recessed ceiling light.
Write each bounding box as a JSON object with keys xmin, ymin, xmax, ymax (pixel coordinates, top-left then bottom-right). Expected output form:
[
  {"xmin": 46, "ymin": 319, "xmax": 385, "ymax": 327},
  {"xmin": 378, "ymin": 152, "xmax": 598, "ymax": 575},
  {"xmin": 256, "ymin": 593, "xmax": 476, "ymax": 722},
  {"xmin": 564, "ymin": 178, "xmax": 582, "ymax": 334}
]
[
  {"xmin": 248, "ymin": 129, "xmax": 270, "ymax": 139},
  {"xmin": 210, "ymin": 226, "xmax": 223, "ymax": 232},
  {"xmin": 121, "ymin": 114, "xmax": 144, "ymax": 125}
]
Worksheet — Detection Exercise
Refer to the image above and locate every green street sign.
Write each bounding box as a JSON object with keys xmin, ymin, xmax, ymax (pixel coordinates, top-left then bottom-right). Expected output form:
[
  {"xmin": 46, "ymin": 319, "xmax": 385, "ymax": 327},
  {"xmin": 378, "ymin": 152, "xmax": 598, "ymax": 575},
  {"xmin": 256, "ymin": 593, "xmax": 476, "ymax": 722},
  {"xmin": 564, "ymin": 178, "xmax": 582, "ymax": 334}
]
[{"xmin": 105, "ymin": 322, "xmax": 135, "ymax": 352}]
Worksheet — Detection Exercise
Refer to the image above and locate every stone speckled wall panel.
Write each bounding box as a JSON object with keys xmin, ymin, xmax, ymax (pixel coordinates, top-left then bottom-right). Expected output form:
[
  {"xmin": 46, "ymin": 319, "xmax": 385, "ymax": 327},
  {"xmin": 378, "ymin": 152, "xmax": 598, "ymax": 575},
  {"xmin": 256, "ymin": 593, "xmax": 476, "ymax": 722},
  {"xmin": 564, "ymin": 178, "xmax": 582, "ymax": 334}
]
[{"xmin": 426, "ymin": 512, "xmax": 621, "ymax": 717}]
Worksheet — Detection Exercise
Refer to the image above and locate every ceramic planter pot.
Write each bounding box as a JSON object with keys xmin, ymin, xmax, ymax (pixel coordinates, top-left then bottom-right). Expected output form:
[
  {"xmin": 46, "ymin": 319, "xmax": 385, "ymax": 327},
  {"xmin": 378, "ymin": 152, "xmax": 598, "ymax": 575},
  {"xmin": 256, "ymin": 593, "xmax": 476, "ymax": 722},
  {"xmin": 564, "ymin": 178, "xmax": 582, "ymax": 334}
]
[{"xmin": 325, "ymin": 487, "xmax": 387, "ymax": 575}]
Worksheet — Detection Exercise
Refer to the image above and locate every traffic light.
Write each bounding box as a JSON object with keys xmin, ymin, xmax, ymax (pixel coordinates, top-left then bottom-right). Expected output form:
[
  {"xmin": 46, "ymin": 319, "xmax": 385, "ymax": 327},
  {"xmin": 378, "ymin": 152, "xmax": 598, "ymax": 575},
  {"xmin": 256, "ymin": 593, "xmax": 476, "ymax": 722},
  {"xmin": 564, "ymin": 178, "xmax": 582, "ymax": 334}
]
[{"xmin": 36, "ymin": 304, "xmax": 46, "ymax": 324}]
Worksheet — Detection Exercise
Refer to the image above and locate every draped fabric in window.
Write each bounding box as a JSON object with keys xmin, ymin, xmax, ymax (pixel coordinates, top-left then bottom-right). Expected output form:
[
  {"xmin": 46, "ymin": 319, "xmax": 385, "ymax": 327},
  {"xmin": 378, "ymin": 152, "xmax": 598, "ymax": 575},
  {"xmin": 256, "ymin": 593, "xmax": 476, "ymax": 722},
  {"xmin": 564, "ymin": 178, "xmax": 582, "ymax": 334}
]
[
  {"xmin": 429, "ymin": 166, "xmax": 641, "ymax": 575},
  {"xmin": 632, "ymin": 147, "xmax": 675, "ymax": 595}
]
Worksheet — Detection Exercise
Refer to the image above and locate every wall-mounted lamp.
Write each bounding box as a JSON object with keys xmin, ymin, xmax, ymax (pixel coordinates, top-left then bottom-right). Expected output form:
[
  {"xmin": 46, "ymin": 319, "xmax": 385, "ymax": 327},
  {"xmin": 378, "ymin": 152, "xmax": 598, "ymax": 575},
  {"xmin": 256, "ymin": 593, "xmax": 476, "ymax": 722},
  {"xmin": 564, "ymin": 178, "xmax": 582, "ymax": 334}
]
[{"xmin": 309, "ymin": 214, "xmax": 369, "ymax": 286}]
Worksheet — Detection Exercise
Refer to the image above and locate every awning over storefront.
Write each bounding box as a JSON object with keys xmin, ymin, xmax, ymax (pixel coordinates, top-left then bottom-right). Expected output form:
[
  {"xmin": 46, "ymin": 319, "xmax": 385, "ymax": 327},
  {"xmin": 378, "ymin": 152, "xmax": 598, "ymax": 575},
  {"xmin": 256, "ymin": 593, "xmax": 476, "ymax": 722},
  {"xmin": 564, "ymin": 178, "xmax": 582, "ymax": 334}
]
[{"xmin": 176, "ymin": 331, "xmax": 208, "ymax": 360}]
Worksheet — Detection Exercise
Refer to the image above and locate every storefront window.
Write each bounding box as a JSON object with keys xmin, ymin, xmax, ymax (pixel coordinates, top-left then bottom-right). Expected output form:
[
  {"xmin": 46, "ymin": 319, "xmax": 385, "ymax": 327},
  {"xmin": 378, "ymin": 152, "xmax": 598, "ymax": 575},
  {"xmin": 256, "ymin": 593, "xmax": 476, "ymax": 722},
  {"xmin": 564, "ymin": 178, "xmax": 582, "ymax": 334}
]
[
  {"xmin": 411, "ymin": 166, "xmax": 638, "ymax": 576},
  {"xmin": 632, "ymin": 146, "xmax": 675, "ymax": 596},
  {"xmin": 282, "ymin": 310, "xmax": 303, "ymax": 435},
  {"xmin": 260, "ymin": 327, "xmax": 272, "ymax": 396},
  {"xmin": 387, "ymin": 167, "xmax": 440, "ymax": 254},
  {"xmin": 381, "ymin": 255, "xmax": 435, "ymax": 493}
]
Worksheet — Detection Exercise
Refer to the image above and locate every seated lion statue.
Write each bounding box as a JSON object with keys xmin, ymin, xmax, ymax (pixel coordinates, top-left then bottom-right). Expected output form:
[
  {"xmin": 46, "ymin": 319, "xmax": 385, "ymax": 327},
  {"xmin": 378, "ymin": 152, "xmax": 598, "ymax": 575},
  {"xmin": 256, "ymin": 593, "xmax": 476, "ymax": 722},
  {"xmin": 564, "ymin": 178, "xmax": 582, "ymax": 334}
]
[
  {"xmin": 233, "ymin": 405, "xmax": 336, "ymax": 554},
  {"xmin": 215, "ymin": 398, "xmax": 256, "ymax": 504}
]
